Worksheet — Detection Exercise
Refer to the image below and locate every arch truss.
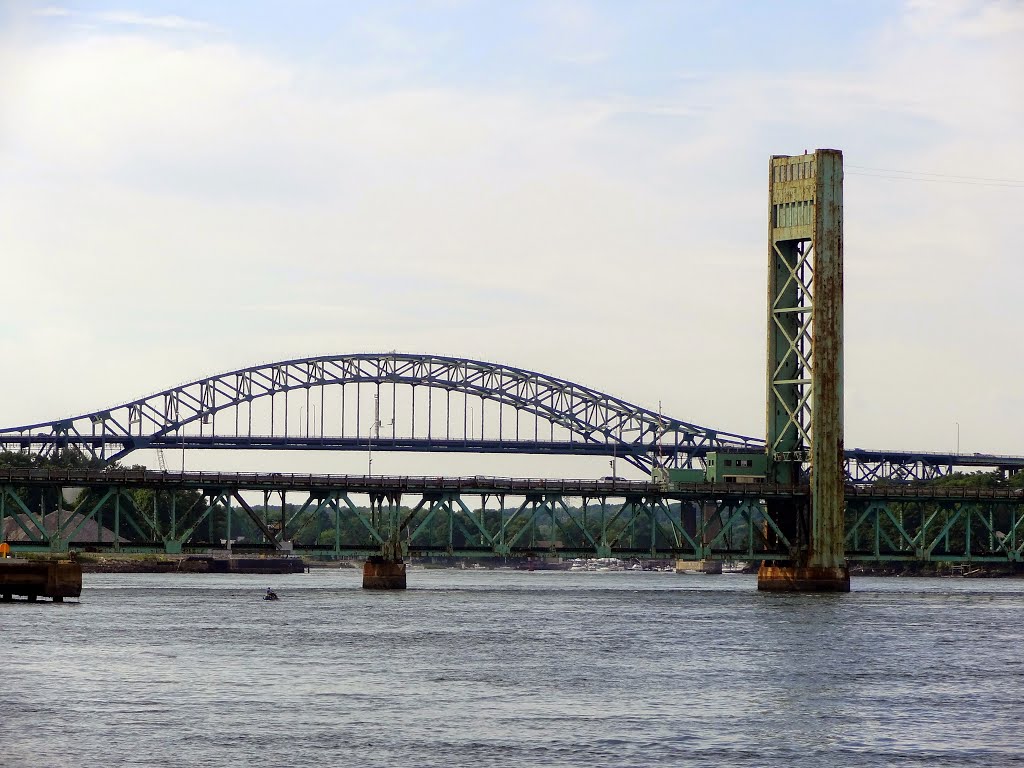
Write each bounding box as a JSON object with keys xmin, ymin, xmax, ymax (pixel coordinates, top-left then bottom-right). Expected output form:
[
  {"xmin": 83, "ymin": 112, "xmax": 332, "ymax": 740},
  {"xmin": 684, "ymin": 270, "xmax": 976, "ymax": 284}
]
[{"xmin": 0, "ymin": 354, "xmax": 761, "ymax": 472}]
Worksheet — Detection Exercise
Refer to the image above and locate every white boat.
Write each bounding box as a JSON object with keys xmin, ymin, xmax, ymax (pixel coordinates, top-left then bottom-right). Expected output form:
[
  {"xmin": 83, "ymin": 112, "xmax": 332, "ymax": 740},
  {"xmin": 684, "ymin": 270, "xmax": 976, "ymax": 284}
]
[
  {"xmin": 567, "ymin": 557, "xmax": 626, "ymax": 572},
  {"xmin": 721, "ymin": 561, "xmax": 750, "ymax": 574}
]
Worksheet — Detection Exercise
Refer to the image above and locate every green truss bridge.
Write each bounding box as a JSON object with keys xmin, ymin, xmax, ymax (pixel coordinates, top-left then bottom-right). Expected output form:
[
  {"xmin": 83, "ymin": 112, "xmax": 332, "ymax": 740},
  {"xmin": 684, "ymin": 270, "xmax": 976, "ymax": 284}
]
[{"xmin": 3, "ymin": 468, "xmax": 1022, "ymax": 565}]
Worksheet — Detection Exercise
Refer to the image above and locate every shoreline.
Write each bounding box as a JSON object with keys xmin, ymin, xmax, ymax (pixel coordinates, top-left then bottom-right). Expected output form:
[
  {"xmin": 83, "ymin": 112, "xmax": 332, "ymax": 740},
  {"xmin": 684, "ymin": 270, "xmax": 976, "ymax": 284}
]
[{"xmin": 7, "ymin": 553, "xmax": 1018, "ymax": 578}]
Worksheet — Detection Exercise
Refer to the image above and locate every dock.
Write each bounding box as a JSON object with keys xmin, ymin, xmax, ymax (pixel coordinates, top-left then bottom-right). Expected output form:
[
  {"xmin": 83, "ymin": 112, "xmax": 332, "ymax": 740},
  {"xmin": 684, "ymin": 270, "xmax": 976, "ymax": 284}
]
[{"xmin": 0, "ymin": 558, "xmax": 83, "ymax": 601}]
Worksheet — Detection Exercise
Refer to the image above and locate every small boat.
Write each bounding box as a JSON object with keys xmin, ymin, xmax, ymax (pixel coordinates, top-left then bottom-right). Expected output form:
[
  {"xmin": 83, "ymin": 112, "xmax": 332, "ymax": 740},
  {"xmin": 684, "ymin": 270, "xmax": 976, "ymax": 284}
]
[
  {"xmin": 721, "ymin": 561, "xmax": 750, "ymax": 574},
  {"xmin": 263, "ymin": 588, "xmax": 280, "ymax": 601}
]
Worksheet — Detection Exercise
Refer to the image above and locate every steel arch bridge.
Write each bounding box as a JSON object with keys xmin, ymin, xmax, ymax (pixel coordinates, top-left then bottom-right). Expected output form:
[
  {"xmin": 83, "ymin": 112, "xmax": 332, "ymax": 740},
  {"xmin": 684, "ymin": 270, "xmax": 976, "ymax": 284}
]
[
  {"xmin": 0, "ymin": 353, "xmax": 760, "ymax": 471},
  {"xmin": 1, "ymin": 353, "xmax": 1021, "ymax": 482}
]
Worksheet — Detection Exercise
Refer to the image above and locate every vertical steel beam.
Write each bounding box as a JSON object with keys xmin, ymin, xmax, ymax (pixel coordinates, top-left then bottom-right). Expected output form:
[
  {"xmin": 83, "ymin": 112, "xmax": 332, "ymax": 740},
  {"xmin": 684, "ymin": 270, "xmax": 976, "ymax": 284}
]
[
  {"xmin": 761, "ymin": 149, "xmax": 848, "ymax": 591},
  {"xmin": 810, "ymin": 150, "xmax": 845, "ymax": 570}
]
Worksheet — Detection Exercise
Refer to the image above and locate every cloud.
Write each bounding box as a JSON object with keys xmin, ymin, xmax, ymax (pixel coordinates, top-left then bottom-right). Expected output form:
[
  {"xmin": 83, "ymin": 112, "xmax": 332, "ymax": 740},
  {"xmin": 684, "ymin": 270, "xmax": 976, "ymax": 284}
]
[
  {"xmin": 31, "ymin": 6, "xmax": 71, "ymax": 17},
  {"xmin": 0, "ymin": 1, "xmax": 1022, "ymax": 467},
  {"xmin": 29, "ymin": 6, "xmax": 208, "ymax": 30},
  {"xmin": 94, "ymin": 11, "xmax": 209, "ymax": 31},
  {"xmin": 903, "ymin": 0, "xmax": 1024, "ymax": 39},
  {"xmin": 530, "ymin": 0, "xmax": 617, "ymax": 65}
]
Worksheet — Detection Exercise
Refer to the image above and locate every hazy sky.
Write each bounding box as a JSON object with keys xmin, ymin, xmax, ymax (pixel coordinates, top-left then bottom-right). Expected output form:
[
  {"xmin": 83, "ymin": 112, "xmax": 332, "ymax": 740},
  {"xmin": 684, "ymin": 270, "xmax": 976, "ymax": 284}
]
[{"xmin": 1, "ymin": 1, "xmax": 1022, "ymax": 476}]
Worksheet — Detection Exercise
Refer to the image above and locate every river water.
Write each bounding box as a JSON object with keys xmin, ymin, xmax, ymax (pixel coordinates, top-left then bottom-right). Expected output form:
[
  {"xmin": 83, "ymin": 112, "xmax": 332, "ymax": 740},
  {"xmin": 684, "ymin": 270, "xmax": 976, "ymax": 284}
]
[{"xmin": 2, "ymin": 569, "xmax": 1023, "ymax": 767}]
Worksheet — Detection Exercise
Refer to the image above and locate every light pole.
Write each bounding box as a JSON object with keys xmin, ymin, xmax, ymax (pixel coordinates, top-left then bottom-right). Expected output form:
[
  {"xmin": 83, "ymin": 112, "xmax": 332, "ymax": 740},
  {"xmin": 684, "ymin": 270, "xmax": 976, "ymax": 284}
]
[
  {"xmin": 605, "ymin": 423, "xmax": 650, "ymax": 479},
  {"xmin": 368, "ymin": 393, "xmax": 393, "ymax": 475},
  {"xmin": 956, "ymin": 421, "xmax": 960, "ymax": 455},
  {"xmin": 368, "ymin": 396, "xmax": 377, "ymax": 475}
]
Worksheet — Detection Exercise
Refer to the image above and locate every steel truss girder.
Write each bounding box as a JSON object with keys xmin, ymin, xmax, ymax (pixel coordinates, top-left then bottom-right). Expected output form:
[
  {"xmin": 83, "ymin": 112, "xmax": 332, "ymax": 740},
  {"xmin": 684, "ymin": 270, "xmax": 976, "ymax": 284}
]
[
  {"xmin": 9, "ymin": 471, "xmax": 1020, "ymax": 563},
  {"xmin": 845, "ymin": 499, "xmax": 1024, "ymax": 563},
  {"xmin": 7, "ymin": 490, "xmax": 784, "ymax": 560},
  {"xmin": 4, "ymin": 467, "xmax": 1024, "ymax": 561},
  {"xmin": 0, "ymin": 353, "xmax": 759, "ymax": 470},
  {"xmin": 768, "ymin": 239, "xmax": 816, "ymax": 461},
  {"xmin": 1, "ymin": 356, "xmax": 1021, "ymax": 483},
  {"xmin": 845, "ymin": 458, "xmax": 949, "ymax": 483}
]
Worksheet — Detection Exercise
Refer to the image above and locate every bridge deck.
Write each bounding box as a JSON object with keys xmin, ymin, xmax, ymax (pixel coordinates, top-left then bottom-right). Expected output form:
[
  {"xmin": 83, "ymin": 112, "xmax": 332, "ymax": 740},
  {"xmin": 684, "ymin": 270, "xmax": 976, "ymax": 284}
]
[
  {"xmin": 3, "ymin": 434, "xmax": 1024, "ymax": 470},
  {"xmin": 2, "ymin": 468, "xmax": 1022, "ymax": 502}
]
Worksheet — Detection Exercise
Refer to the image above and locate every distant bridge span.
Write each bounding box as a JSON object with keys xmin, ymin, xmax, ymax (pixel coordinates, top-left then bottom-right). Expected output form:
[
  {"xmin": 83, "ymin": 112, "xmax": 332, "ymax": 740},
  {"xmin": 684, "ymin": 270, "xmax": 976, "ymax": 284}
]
[
  {"xmin": 0, "ymin": 353, "xmax": 759, "ymax": 469},
  {"xmin": 0, "ymin": 353, "xmax": 1020, "ymax": 481}
]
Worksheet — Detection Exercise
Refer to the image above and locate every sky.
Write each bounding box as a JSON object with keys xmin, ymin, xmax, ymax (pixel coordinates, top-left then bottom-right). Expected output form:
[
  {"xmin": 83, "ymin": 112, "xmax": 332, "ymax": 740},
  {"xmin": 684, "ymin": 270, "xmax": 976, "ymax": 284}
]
[{"xmin": 1, "ymin": 0, "xmax": 1022, "ymax": 477}]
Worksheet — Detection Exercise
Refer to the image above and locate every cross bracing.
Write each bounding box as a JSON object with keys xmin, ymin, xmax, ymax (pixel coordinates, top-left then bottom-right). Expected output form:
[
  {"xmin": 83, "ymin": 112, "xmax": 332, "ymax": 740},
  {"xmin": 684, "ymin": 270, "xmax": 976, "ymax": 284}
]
[
  {"xmin": 3, "ymin": 468, "xmax": 1022, "ymax": 563},
  {"xmin": 0, "ymin": 353, "xmax": 759, "ymax": 470},
  {"xmin": 768, "ymin": 239, "xmax": 816, "ymax": 460},
  {"xmin": 0, "ymin": 354, "xmax": 1021, "ymax": 482}
]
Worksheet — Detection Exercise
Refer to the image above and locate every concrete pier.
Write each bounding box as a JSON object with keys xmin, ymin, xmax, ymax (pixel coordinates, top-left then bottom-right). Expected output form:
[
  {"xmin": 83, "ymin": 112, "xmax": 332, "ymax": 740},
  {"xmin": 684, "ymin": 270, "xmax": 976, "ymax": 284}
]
[
  {"xmin": 0, "ymin": 558, "xmax": 83, "ymax": 601},
  {"xmin": 757, "ymin": 563, "xmax": 850, "ymax": 592},
  {"xmin": 674, "ymin": 559, "xmax": 723, "ymax": 574},
  {"xmin": 362, "ymin": 556, "xmax": 407, "ymax": 589}
]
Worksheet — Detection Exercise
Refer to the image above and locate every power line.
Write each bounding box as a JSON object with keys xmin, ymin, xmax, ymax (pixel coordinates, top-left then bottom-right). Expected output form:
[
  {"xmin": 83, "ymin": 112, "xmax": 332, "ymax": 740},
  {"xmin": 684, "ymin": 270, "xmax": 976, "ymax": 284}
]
[
  {"xmin": 846, "ymin": 164, "xmax": 1024, "ymax": 188},
  {"xmin": 846, "ymin": 171, "xmax": 1024, "ymax": 188},
  {"xmin": 847, "ymin": 164, "xmax": 1022, "ymax": 183}
]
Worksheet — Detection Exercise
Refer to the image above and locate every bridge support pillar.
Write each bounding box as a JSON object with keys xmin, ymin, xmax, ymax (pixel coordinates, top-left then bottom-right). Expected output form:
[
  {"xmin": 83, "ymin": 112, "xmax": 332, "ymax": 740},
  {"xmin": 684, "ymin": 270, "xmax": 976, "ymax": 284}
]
[
  {"xmin": 362, "ymin": 556, "xmax": 407, "ymax": 590},
  {"xmin": 757, "ymin": 564, "xmax": 849, "ymax": 592},
  {"xmin": 762, "ymin": 149, "xmax": 849, "ymax": 593}
]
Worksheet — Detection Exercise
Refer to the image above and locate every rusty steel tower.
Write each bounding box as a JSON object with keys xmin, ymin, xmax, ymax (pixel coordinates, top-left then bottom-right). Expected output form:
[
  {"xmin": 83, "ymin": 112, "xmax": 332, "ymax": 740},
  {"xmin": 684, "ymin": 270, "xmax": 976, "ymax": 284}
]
[{"xmin": 759, "ymin": 149, "xmax": 850, "ymax": 591}]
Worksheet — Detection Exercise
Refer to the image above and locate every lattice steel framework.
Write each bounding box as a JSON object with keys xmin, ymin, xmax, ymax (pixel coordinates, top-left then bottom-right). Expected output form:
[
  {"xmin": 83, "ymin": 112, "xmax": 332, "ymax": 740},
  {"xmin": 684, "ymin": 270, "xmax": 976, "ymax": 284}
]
[
  {"xmin": 1, "ymin": 353, "xmax": 1021, "ymax": 483},
  {"xmin": 0, "ymin": 354, "xmax": 759, "ymax": 471},
  {"xmin": 3, "ymin": 469, "xmax": 1022, "ymax": 564},
  {"xmin": 766, "ymin": 150, "xmax": 845, "ymax": 569}
]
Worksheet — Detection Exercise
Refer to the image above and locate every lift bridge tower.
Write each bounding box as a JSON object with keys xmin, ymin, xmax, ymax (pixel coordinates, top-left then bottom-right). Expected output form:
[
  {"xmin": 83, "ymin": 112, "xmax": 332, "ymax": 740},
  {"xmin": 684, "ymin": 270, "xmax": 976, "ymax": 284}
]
[{"xmin": 759, "ymin": 149, "xmax": 850, "ymax": 591}]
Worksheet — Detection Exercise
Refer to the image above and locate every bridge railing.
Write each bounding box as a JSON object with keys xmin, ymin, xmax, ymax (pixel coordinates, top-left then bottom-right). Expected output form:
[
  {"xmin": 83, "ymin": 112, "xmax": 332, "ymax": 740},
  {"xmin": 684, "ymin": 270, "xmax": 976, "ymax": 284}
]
[{"xmin": 1, "ymin": 467, "xmax": 1022, "ymax": 501}]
